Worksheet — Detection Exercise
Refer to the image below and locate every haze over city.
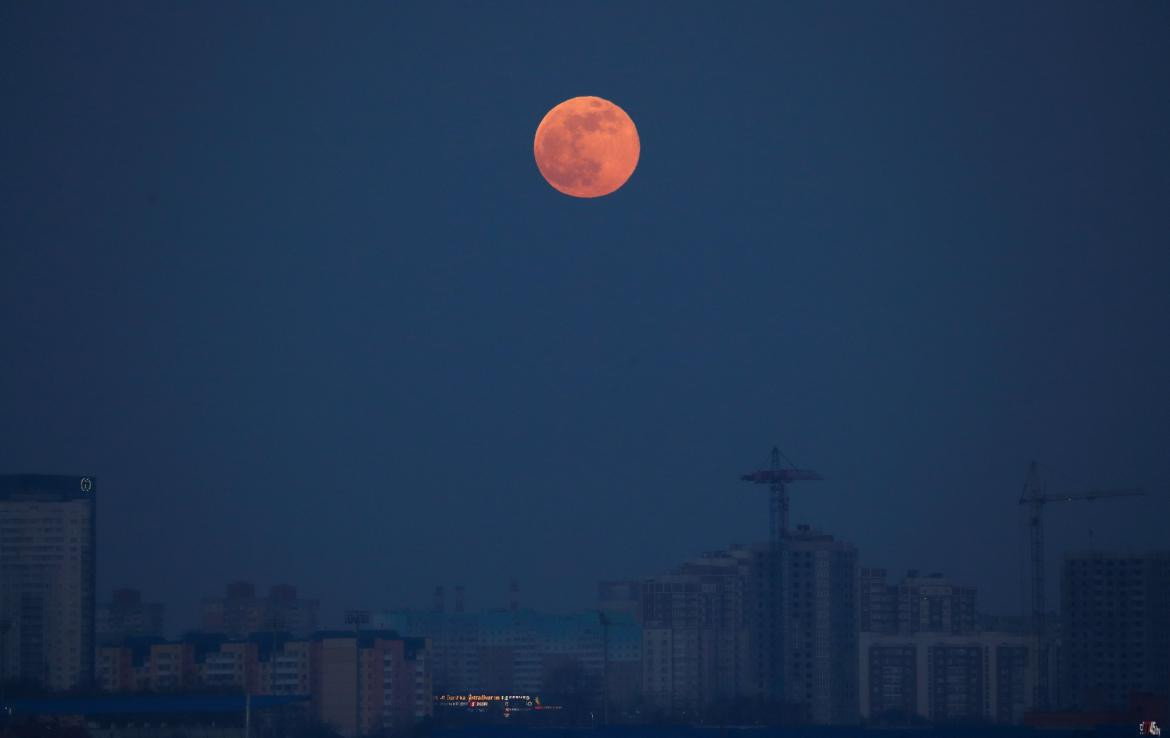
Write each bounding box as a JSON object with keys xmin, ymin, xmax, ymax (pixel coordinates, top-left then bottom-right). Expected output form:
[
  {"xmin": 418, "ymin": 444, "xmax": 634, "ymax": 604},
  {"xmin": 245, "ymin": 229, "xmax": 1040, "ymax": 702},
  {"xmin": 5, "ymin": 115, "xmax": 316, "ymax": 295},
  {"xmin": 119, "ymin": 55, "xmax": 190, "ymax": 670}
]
[{"xmin": 3, "ymin": 0, "xmax": 1168, "ymax": 657}]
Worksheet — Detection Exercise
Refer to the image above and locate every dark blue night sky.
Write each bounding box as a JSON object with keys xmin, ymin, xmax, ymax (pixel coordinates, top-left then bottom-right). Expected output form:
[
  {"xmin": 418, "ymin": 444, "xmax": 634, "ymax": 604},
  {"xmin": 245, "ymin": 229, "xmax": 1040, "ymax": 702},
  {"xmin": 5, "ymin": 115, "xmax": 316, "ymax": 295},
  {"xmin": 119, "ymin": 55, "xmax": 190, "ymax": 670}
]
[{"xmin": 3, "ymin": 2, "xmax": 1168, "ymax": 629}]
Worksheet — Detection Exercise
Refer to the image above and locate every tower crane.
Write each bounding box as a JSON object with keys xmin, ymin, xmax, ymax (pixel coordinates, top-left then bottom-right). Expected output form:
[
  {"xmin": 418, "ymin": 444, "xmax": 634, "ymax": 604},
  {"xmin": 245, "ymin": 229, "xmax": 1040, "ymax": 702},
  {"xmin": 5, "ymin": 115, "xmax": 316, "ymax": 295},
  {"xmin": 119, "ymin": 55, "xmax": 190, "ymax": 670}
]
[
  {"xmin": 740, "ymin": 446, "xmax": 822, "ymax": 549},
  {"xmin": 1019, "ymin": 460, "xmax": 1143, "ymax": 712},
  {"xmin": 740, "ymin": 447, "xmax": 821, "ymax": 703}
]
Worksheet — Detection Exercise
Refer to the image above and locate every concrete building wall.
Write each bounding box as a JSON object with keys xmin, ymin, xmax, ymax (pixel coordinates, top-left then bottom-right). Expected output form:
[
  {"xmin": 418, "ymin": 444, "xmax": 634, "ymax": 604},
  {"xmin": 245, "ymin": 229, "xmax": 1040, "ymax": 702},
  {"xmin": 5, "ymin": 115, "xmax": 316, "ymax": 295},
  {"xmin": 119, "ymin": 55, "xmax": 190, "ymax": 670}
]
[
  {"xmin": 859, "ymin": 631, "xmax": 1035, "ymax": 724},
  {"xmin": 1061, "ymin": 550, "xmax": 1170, "ymax": 713},
  {"xmin": 149, "ymin": 642, "xmax": 196, "ymax": 691},
  {"xmin": 861, "ymin": 568, "xmax": 978, "ymax": 636},
  {"xmin": 378, "ymin": 607, "xmax": 629, "ymax": 707},
  {"xmin": 267, "ymin": 638, "xmax": 313, "ymax": 695},
  {"xmin": 97, "ymin": 589, "xmax": 165, "ymax": 644},
  {"xmin": 636, "ymin": 531, "xmax": 858, "ymax": 725},
  {"xmin": 316, "ymin": 636, "xmax": 358, "ymax": 737},
  {"xmin": 0, "ymin": 474, "xmax": 96, "ymax": 691},
  {"xmin": 199, "ymin": 582, "xmax": 319, "ymax": 638},
  {"xmin": 642, "ymin": 626, "xmax": 675, "ymax": 713},
  {"xmin": 782, "ymin": 527, "xmax": 860, "ymax": 725},
  {"xmin": 95, "ymin": 645, "xmax": 134, "ymax": 692},
  {"xmin": 307, "ymin": 632, "xmax": 430, "ymax": 738},
  {"xmin": 861, "ymin": 568, "xmax": 896, "ymax": 634},
  {"xmin": 598, "ymin": 580, "xmax": 642, "ymax": 621}
]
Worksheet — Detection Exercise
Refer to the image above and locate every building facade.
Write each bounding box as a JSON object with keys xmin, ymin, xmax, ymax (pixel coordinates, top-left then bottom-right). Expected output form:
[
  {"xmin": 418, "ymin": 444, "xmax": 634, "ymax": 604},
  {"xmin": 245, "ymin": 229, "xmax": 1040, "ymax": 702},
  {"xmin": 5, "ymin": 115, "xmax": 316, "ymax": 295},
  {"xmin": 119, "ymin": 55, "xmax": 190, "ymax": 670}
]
[
  {"xmin": 0, "ymin": 474, "xmax": 96, "ymax": 690},
  {"xmin": 598, "ymin": 580, "xmax": 642, "ymax": 620},
  {"xmin": 859, "ymin": 631, "xmax": 1035, "ymax": 724},
  {"xmin": 780, "ymin": 526, "xmax": 860, "ymax": 724},
  {"xmin": 638, "ymin": 526, "xmax": 859, "ymax": 725},
  {"xmin": 861, "ymin": 568, "xmax": 977, "ymax": 635},
  {"xmin": 640, "ymin": 546, "xmax": 758, "ymax": 718},
  {"xmin": 314, "ymin": 632, "xmax": 431, "ymax": 737},
  {"xmin": 97, "ymin": 588, "xmax": 165, "ymax": 644},
  {"xmin": 199, "ymin": 581, "xmax": 320, "ymax": 637},
  {"xmin": 1061, "ymin": 550, "xmax": 1170, "ymax": 713},
  {"xmin": 378, "ymin": 607, "xmax": 640, "ymax": 716},
  {"xmin": 96, "ymin": 630, "xmax": 431, "ymax": 737}
]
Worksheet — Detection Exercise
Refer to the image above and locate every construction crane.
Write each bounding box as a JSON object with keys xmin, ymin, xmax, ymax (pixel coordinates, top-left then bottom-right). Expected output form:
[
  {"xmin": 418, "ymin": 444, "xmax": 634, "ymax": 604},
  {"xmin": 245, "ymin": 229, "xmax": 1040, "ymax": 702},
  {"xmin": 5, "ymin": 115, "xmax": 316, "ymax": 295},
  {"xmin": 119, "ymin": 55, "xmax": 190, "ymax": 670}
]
[
  {"xmin": 739, "ymin": 446, "xmax": 822, "ymax": 704},
  {"xmin": 740, "ymin": 447, "xmax": 822, "ymax": 548},
  {"xmin": 1019, "ymin": 460, "xmax": 1143, "ymax": 712}
]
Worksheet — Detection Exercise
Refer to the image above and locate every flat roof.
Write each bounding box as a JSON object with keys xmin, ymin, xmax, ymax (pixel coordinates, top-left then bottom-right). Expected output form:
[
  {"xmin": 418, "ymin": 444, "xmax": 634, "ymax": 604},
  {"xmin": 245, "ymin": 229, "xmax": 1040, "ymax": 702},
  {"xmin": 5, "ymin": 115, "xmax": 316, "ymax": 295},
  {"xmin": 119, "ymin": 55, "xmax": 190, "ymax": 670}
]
[{"xmin": 0, "ymin": 474, "xmax": 96, "ymax": 501}]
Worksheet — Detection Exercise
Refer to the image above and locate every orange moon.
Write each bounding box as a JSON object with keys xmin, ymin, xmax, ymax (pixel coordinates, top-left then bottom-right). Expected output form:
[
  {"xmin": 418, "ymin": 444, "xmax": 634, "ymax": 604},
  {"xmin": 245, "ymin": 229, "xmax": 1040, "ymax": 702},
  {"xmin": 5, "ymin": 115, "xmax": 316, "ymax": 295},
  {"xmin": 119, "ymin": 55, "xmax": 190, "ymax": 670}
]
[{"xmin": 533, "ymin": 96, "xmax": 640, "ymax": 198}]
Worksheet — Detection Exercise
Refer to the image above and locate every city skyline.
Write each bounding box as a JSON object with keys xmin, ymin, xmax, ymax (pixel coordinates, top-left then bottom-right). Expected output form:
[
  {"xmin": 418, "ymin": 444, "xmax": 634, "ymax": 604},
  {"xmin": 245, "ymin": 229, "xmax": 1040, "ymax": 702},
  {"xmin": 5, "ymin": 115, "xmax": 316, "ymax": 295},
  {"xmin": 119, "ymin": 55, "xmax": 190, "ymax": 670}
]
[
  {"xmin": 3, "ymin": 2, "xmax": 1168, "ymax": 631},
  {"xmin": 16, "ymin": 456, "xmax": 1169, "ymax": 632},
  {"xmin": 3, "ymin": 2, "xmax": 1169, "ymax": 732},
  {"xmin": 3, "ymin": 473, "xmax": 1165, "ymax": 730}
]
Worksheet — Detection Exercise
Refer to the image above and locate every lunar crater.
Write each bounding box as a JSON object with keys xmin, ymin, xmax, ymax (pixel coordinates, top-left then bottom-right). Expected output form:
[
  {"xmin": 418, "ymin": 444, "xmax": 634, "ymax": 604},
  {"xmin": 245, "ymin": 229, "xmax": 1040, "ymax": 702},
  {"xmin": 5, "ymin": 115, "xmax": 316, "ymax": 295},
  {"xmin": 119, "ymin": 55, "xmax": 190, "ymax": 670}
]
[{"xmin": 534, "ymin": 96, "xmax": 639, "ymax": 198}]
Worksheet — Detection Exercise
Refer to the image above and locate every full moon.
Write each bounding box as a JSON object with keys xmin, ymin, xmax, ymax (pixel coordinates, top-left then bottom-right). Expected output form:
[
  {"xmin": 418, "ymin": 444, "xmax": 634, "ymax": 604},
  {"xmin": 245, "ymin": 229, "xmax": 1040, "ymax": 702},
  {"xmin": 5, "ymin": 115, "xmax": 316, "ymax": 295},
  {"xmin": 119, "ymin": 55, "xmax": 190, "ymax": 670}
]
[{"xmin": 533, "ymin": 96, "xmax": 640, "ymax": 198}]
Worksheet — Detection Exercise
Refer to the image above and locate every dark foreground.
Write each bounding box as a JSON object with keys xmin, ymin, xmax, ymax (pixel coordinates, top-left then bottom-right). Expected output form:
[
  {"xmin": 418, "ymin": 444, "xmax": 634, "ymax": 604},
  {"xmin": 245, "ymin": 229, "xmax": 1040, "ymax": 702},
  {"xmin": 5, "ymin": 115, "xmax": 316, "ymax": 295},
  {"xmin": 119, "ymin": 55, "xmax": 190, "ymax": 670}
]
[{"xmin": 433, "ymin": 726, "xmax": 1137, "ymax": 738}]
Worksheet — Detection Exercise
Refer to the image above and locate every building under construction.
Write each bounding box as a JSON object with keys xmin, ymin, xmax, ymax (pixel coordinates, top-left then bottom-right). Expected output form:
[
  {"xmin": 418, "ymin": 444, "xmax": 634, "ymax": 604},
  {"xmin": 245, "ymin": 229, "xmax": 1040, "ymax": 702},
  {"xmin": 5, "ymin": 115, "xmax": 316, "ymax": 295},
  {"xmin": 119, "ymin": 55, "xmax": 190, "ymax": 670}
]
[{"xmin": 605, "ymin": 448, "xmax": 859, "ymax": 725}]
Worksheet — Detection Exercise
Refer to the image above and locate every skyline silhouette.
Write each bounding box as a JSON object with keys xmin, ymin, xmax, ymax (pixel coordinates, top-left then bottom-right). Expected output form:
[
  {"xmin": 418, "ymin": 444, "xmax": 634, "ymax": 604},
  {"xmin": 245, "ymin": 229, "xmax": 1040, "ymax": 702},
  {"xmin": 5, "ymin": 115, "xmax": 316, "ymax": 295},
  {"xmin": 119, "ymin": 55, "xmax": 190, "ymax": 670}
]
[{"xmin": 3, "ymin": 0, "xmax": 1168, "ymax": 673}]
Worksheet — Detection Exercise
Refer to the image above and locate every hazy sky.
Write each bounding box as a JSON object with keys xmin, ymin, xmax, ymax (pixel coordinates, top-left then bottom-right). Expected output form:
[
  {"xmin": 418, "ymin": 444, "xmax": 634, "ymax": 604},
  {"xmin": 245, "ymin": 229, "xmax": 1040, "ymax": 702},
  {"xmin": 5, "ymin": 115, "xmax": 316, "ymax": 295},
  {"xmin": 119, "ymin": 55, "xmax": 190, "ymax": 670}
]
[{"xmin": 3, "ymin": 2, "xmax": 1168, "ymax": 632}]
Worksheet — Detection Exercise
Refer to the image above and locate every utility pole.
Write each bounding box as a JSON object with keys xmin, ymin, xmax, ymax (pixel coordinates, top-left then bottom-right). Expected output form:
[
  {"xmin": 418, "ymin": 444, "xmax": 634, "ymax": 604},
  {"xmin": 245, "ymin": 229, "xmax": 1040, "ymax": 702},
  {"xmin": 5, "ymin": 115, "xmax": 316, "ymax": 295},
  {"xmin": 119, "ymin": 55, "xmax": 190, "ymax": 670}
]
[
  {"xmin": 1019, "ymin": 461, "xmax": 1142, "ymax": 712},
  {"xmin": 345, "ymin": 609, "xmax": 370, "ymax": 737}
]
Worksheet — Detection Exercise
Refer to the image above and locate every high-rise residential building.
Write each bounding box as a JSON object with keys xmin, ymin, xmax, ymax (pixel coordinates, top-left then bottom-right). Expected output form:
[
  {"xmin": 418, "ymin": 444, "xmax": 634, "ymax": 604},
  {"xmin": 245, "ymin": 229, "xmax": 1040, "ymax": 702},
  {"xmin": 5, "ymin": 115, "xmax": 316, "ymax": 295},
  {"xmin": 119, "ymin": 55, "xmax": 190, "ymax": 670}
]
[
  {"xmin": 1061, "ymin": 550, "xmax": 1170, "ymax": 713},
  {"xmin": 380, "ymin": 609, "xmax": 481, "ymax": 694},
  {"xmin": 265, "ymin": 583, "xmax": 319, "ymax": 634},
  {"xmin": 860, "ymin": 567, "xmax": 897, "ymax": 633},
  {"xmin": 858, "ymin": 631, "xmax": 1035, "ymax": 724},
  {"xmin": 313, "ymin": 630, "xmax": 431, "ymax": 737},
  {"xmin": 860, "ymin": 568, "xmax": 977, "ymax": 635},
  {"xmin": 781, "ymin": 525, "xmax": 859, "ymax": 724},
  {"xmin": 598, "ymin": 580, "xmax": 642, "ymax": 620},
  {"xmin": 97, "ymin": 588, "xmax": 165, "ymax": 644},
  {"xmin": 640, "ymin": 546, "xmax": 758, "ymax": 717},
  {"xmin": 199, "ymin": 581, "xmax": 320, "ymax": 637},
  {"xmin": 896, "ymin": 571, "xmax": 977, "ymax": 635},
  {"xmin": 639, "ymin": 526, "xmax": 859, "ymax": 725},
  {"xmin": 0, "ymin": 474, "xmax": 96, "ymax": 690}
]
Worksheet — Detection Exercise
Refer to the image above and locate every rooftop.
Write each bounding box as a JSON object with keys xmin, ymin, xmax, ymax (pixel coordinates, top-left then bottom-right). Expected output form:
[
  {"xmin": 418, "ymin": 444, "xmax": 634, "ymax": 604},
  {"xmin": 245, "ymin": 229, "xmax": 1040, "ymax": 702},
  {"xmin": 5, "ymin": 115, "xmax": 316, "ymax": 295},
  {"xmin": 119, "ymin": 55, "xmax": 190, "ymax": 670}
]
[{"xmin": 0, "ymin": 473, "xmax": 96, "ymax": 501}]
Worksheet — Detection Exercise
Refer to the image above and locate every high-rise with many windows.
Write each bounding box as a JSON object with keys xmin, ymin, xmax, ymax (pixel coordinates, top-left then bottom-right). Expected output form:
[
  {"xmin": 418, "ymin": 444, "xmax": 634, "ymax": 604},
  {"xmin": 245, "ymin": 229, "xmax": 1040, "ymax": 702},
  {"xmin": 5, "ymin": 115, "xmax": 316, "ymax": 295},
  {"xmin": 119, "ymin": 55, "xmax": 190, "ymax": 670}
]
[
  {"xmin": 199, "ymin": 581, "xmax": 319, "ymax": 638},
  {"xmin": 782, "ymin": 525, "xmax": 859, "ymax": 724},
  {"xmin": 0, "ymin": 474, "xmax": 96, "ymax": 690},
  {"xmin": 96, "ymin": 587, "xmax": 165, "ymax": 644},
  {"xmin": 860, "ymin": 568, "xmax": 977, "ymax": 635},
  {"xmin": 639, "ymin": 525, "xmax": 859, "ymax": 725},
  {"xmin": 858, "ymin": 631, "xmax": 1035, "ymax": 724},
  {"xmin": 1061, "ymin": 550, "xmax": 1170, "ymax": 713}
]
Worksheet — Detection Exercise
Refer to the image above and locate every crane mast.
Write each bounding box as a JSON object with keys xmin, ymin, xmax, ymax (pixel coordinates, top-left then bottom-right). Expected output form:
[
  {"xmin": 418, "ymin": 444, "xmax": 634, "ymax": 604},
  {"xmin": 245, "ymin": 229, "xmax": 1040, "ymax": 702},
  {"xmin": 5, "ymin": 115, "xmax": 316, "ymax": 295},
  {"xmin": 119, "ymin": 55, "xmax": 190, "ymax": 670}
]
[
  {"xmin": 740, "ymin": 447, "xmax": 822, "ymax": 703},
  {"xmin": 1019, "ymin": 460, "xmax": 1143, "ymax": 712},
  {"xmin": 1022, "ymin": 463, "xmax": 1049, "ymax": 712},
  {"xmin": 740, "ymin": 447, "xmax": 823, "ymax": 545}
]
